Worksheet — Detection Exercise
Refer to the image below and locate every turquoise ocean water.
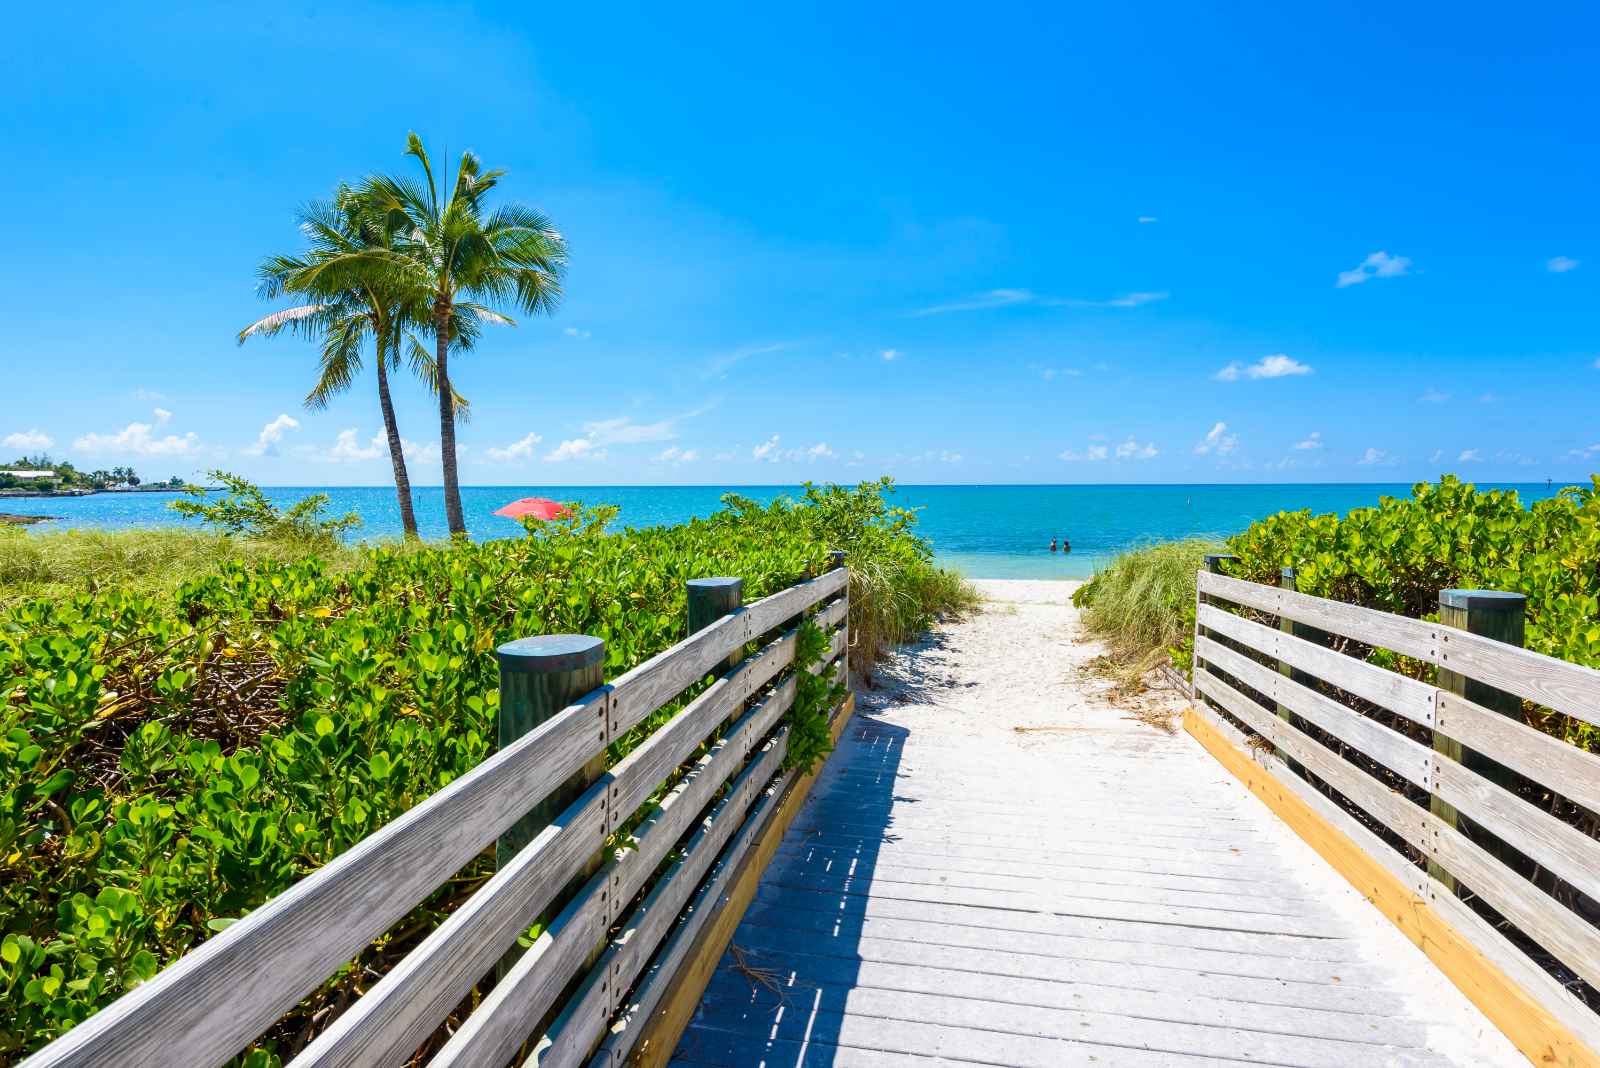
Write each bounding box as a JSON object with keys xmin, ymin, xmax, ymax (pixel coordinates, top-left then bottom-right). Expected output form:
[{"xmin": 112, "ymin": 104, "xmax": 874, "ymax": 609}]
[{"xmin": 2, "ymin": 482, "xmax": 1577, "ymax": 580}]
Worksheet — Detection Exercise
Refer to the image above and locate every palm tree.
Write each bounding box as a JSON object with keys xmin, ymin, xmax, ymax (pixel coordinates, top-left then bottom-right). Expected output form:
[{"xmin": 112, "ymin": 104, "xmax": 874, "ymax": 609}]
[
  {"xmin": 240, "ymin": 188, "xmax": 441, "ymax": 539},
  {"xmin": 364, "ymin": 134, "xmax": 567, "ymax": 535}
]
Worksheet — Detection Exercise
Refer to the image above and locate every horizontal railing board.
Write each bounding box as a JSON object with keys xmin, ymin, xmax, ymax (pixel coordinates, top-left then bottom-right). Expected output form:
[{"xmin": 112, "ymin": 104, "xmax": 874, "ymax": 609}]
[
  {"xmin": 1437, "ymin": 626, "xmax": 1600, "ymax": 730},
  {"xmin": 1196, "ymin": 668, "xmax": 1600, "ymax": 993},
  {"xmin": 19, "ymin": 688, "xmax": 607, "ymax": 1068},
  {"xmin": 438, "ymin": 732, "xmax": 791, "ymax": 1068},
  {"xmin": 1199, "ymin": 570, "xmax": 1600, "ymax": 730},
  {"xmin": 607, "ymin": 569, "xmax": 846, "ymax": 740},
  {"xmin": 1436, "ymin": 691, "xmax": 1600, "ymax": 815},
  {"xmin": 289, "ymin": 781, "xmax": 608, "ymax": 1068},
  {"xmin": 1193, "ymin": 635, "xmax": 1434, "ymax": 787},
  {"xmin": 425, "ymin": 863, "xmax": 611, "ymax": 1068},
  {"xmin": 1197, "ymin": 604, "xmax": 1436, "ymax": 727},
  {"xmin": 1197, "ymin": 570, "xmax": 1440, "ymax": 663},
  {"xmin": 1186, "ymin": 699, "xmax": 1600, "ymax": 1058},
  {"xmin": 1196, "ymin": 636, "xmax": 1600, "ymax": 909},
  {"xmin": 590, "ymin": 764, "xmax": 791, "ymax": 1068}
]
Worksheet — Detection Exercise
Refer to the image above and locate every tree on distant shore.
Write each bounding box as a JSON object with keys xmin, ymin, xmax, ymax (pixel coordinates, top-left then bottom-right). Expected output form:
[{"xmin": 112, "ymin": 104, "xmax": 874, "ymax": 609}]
[
  {"xmin": 363, "ymin": 134, "xmax": 566, "ymax": 536},
  {"xmin": 239, "ymin": 186, "xmax": 463, "ymax": 540}
]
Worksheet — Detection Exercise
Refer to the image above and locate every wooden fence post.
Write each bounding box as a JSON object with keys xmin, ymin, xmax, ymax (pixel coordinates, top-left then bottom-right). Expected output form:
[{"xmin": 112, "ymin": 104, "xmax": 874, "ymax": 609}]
[
  {"xmin": 494, "ymin": 634, "xmax": 607, "ymax": 870},
  {"xmin": 687, "ymin": 577, "xmax": 744, "ymax": 675},
  {"xmin": 829, "ymin": 550, "xmax": 847, "ymax": 685},
  {"xmin": 1430, "ymin": 589, "xmax": 1526, "ymax": 891}
]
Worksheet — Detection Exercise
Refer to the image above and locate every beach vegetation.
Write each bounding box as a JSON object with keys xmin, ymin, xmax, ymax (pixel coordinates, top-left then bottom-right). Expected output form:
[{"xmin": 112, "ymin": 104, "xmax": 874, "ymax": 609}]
[
  {"xmin": 1072, "ymin": 538, "xmax": 1221, "ymax": 688},
  {"xmin": 0, "ymin": 477, "xmax": 964, "ymax": 1062}
]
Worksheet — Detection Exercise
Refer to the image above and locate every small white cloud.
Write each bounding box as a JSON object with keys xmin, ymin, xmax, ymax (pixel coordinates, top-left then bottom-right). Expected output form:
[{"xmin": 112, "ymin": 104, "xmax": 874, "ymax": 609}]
[
  {"xmin": 1479, "ymin": 393, "xmax": 1499, "ymax": 404},
  {"xmin": 847, "ymin": 450, "xmax": 865, "ymax": 466},
  {"xmin": 582, "ymin": 416, "xmax": 676, "ymax": 446},
  {"xmin": 1458, "ymin": 449, "xmax": 1481, "ymax": 462},
  {"xmin": 1294, "ymin": 432, "xmax": 1323, "ymax": 451},
  {"xmin": 881, "ymin": 349, "xmax": 901, "ymax": 361},
  {"xmin": 486, "ymin": 431, "xmax": 544, "ymax": 462},
  {"xmin": 324, "ymin": 428, "xmax": 382, "ymax": 463},
  {"xmin": 1137, "ymin": 216, "xmax": 1158, "ymax": 224},
  {"xmin": 805, "ymin": 443, "xmax": 836, "ymax": 460},
  {"xmin": 563, "ymin": 326, "xmax": 592, "ymax": 339},
  {"xmin": 152, "ymin": 407, "xmax": 173, "ymax": 425},
  {"xmin": 1569, "ymin": 444, "xmax": 1600, "ymax": 460},
  {"xmin": 910, "ymin": 449, "xmax": 963, "ymax": 463},
  {"xmin": 3, "ymin": 429, "xmax": 53, "ymax": 451},
  {"xmin": 1216, "ymin": 354, "xmax": 1312, "ymax": 381},
  {"xmin": 1548, "ymin": 256, "xmax": 1581, "ymax": 274},
  {"xmin": 909, "ymin": 290, "xmax": 1035, "ymax": 316},
  {"xmin": 1357, "ymin": 447, "xmax": 1393, "ymax": 466},
  {"xmin": 1337, "ymin": 251, "xmax": 1412, "ymax": 288},
  {"xmin": 752, "ymin": 435, "xmax": 782, "ymax": 462},
  {"xmin": 244, "ymin": 413, "xmax": 300, "ymax": 457},
  {"xmin": 1419, "ymin": 387, "xmax": 1450, "ymax": 404},
  {"xmin": 545, "ymin": 438, "xmax": 606, "ymax": 462},
  {"xmin": 651, "ymin": 446, "xmax": 699, "ymax": 465},
  {"xmin": 1193, "ymin": 422, "xmax": 1236, "ymax": 456},
  {"xmin": 75, "ymin": 421, "xmax": 201, "ymax": 458},
  {"xmin": 1115, "ymin": 437, "xmax": 1159, "ymax": 460},
  {"xmin": 132, "ymin": 388, "xmax": 166, "ymax": 402}
]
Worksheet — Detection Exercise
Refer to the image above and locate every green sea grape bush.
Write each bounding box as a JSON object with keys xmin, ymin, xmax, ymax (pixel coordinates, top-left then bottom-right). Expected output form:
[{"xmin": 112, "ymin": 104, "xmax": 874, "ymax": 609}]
[
  {"xmin": 0, "ymin": 477, "xmax": 965, "ymax": 1063},
  {"xmin": 169, "ymin": 470, "xmax": 361, "ymax": 547}
]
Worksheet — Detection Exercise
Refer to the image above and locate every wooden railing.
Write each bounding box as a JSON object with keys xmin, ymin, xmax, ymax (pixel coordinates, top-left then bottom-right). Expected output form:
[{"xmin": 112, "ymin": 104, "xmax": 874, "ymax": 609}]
[
  {"xmin": 22, "ymin": 567, "xmax": 851, "ymax": 1068},
  {"xmin": 1187, "ymin": 565, "xmax": 1600, "ymax": 1062}
]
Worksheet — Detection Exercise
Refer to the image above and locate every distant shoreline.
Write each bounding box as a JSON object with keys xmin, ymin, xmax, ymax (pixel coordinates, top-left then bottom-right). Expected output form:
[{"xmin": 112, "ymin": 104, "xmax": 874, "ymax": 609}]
[
  {"xmin": 0, "ymin": 486, "xmax": 182, "ymax": 500},
  {"xmin": 0, "ymin": 513, "xmax": 56, "ymax": 525}
]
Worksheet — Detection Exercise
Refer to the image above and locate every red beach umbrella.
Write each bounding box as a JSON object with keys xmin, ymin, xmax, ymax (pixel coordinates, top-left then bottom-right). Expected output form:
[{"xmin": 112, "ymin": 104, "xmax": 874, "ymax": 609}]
[{"xmin": 493, "ymin": 497, "xmax": 569, "ymax": 521}]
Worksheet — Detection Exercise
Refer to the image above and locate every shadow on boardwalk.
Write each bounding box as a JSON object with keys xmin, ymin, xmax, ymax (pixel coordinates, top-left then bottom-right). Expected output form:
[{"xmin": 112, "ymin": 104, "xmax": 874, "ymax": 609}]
[{"xmin": 669, "ymin": 701, "xmax": 909, "ymax": 1067}]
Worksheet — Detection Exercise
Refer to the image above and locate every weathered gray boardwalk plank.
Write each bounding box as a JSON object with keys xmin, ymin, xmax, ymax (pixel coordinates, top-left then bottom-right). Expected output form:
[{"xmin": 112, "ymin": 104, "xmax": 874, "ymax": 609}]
[{"xmin": 669, "ymin": 584, "xmax": 1525, "ymax": 1067}]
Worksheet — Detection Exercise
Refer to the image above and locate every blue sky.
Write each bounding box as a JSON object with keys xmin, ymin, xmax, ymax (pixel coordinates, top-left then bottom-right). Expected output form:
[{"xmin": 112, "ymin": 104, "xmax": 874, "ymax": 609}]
[{"xmin": 4, "ymin": 1, "xmax": 1597, "ymax": 485}]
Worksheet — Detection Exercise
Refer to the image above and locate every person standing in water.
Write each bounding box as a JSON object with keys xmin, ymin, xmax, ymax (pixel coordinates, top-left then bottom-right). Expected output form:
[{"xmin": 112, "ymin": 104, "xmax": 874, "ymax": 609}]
[
  {"xmin": 1061, "ymin": 537, "xmax": 1071, "ymax": 554},
  {"xmin": 1049, "ymin": 538, "xmax": 1057, "ymax": 552}
]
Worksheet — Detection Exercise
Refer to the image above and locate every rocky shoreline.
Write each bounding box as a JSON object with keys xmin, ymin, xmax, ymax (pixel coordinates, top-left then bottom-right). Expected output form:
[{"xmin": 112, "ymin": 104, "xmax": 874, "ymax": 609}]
[{"xmin": 1, "ymin": 513, "xmax": 56, "ymax": 526}]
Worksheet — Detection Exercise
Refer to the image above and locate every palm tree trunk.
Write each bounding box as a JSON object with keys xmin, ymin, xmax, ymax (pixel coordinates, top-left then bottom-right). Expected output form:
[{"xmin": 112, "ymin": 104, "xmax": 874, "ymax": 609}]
[
  {"xmin": 375, "ymin": 334, "xmax": 419, "ymax": 540},
  {"xmin": 436, "ymin": 310, "xmax": 466, "ymax": 535}
]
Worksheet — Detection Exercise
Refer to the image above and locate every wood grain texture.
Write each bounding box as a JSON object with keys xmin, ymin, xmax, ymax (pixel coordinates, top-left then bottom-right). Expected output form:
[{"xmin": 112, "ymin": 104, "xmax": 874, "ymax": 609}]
[
  {"xmin": 1185, "ymin": 702, "xmax": 1600, "ymax": 1068},
  {"xmin": 1437, "ymin": 690, "xmax": 1600, "ymax": 813},
  {"xmin": 623, "ymin": 694, "xmax": 856, "ymax": 1068},
  {"xmin": 19, "ymin": 691, "xmax": 605, "ymax": 1068},
  {"xmin": 1198, "ymin": 570, "xmax": 1440, "ymax": 661},
  {"xmin": 1197, "ymin": 604, "xmax": 1436, "ymax": 727},
  {"xmin": 1195, "ymin": 667, "xmax": 1600, "ymax": 994}
]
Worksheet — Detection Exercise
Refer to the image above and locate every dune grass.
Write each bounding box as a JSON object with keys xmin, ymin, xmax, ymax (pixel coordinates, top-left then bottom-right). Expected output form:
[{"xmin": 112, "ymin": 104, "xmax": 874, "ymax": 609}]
[
  {"xmin": 846, "ymin": 554, "xmax": 980, "ymax": 679},
  {"xmin": 1071, "ymin": 538, "xmax": 1220, "ymax": 686},
  {"xmin": 0, "ymin": 525, "xmax": 366, "ymax": 607}
]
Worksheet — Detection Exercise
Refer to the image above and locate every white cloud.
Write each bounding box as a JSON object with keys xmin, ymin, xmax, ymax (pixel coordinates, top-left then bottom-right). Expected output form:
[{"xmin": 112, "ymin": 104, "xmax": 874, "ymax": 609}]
[
  {"xmin": 651, "ymin": 446, "xmax": 699, "ymax": 465},
  {"xmin": 1294, "ymin": 432, "xmax": 1323, "ymax": 450},
  {"xmin": 132, "ymin": 388, "xmax": 166, "ymax": 402},
  {"xmin": 909, "ymin": 289, "xmax": 1168, "ymax": 316},
  {"xmin": 1337, "ymin": 251, "xmax": 1412, "ymax": 288},
  {"xmin": 1193, "ymin": 422, "xmax": 1236, "ymax": 456},
  {"xmin": 486, "ymin": 431, "xmax": 544, "ymax": 462},
  {"xmin": 563, "ymin": 326, "xmax": 592, "ymax": 339},
  {"xmin": 1548, "ymin": 256, "xmax": 1581, "ymax": 274},
  {"xmin": 152, "ymin": 407, "xmax": 173, "ymax": 425},
  {"xmin": 1115, "ymin": 437, "xmax": 1159, "ymax": 460},
  {"xmin": 909, "ymin": 289, "xmax": 1036, "ymax": 316},
  {"xmin": 545, "ymin": 438, "xmax": 606, "ymax": 462},
  {"xmin": 324, "ymin": 428, "xmax": 382, "ymax": 463},
  {"xmin": 1357, "ymin": 447, "xmax": 1394, "ymax": 466},
  {"xmin": 1569, "ymin": 444, "xmax": 1600, "ymax": 460},
  {"xmin": 3, "ymin": 429, "xmax": 53, "ymax": 451},
  {"xmin": 244, "ymin": 413, "xmax": 300, "ymax": 456},
  {"xmin": 1593, "ymin": 356, "xmax": 1600, "ymax": 371},
  {"xmin": 752, "ymin": 435, "xmax": 782, "ymax": 462},
  {"xmin": 847, "ymin": 450, "xmax": 865, "ymax": 466},
  {"xmin": 75, "ymin": 420, "xmax": 201, "ymax": 458},
  {"xmin": 881, "ymin": 349, "xmax": 901, "ymax": 361},
  {"xmin": 910, "ymin": 450, "xmax": 963, "ymax": 463},
  {"xmin": 1419, "ymin": 387, "xmax": 1450, "ymax": 403},
  {"xmin": 806, "ymin": 443, "xmax": 836, "ymax": 460},
  {"xmin": 582, "ymin": 416, "xmax": 678, "ymax": 446},
  {"xmin": 1138, "ymin": 216, "xmax": 1158, "ymax": 224},
  {"xmin": 705, "ymin": 341, "xmax": 793, "ymax": 378},
  {"xmin": 1215, "ymin": 354, "xmax": 1312, "ymax": 381},
  {"xmin": 1458, "ymin": 449, "xmax": 1481, "ymax": 462}
]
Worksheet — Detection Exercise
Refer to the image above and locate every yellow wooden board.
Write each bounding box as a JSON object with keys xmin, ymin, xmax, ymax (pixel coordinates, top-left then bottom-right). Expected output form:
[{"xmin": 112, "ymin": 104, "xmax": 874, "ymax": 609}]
[{"xmin": 1185, "ymin": 707, "xmax": 1599, "ymax": 1068}]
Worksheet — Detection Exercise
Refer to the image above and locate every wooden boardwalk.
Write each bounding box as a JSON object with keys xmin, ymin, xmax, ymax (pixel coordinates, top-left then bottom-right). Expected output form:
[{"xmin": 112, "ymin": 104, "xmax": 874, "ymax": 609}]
[{"xmin": 669, "ymin": 583, "xmax": 1526, "ymax": 1067}]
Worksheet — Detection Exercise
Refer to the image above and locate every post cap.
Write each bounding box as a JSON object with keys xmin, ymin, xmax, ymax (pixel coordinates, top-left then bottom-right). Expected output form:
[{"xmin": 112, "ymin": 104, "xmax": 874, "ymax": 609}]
[
  {"xmin": 1439, "ymin": 589, "xmax": 1526, "ymax": 611},
  {"xmin": 686, "ymin": 577, "xmax": 743, "ymax": 593},
  {"xmin": 495, "ymin": 634, "xmax": 605, "ymax": 673}
]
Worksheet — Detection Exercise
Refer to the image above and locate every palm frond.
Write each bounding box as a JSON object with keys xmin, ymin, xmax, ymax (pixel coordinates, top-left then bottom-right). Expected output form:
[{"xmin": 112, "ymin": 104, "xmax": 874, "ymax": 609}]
[{"xmin": 238, "ymin": 303, "xmax": 335, "ymax": 344}]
